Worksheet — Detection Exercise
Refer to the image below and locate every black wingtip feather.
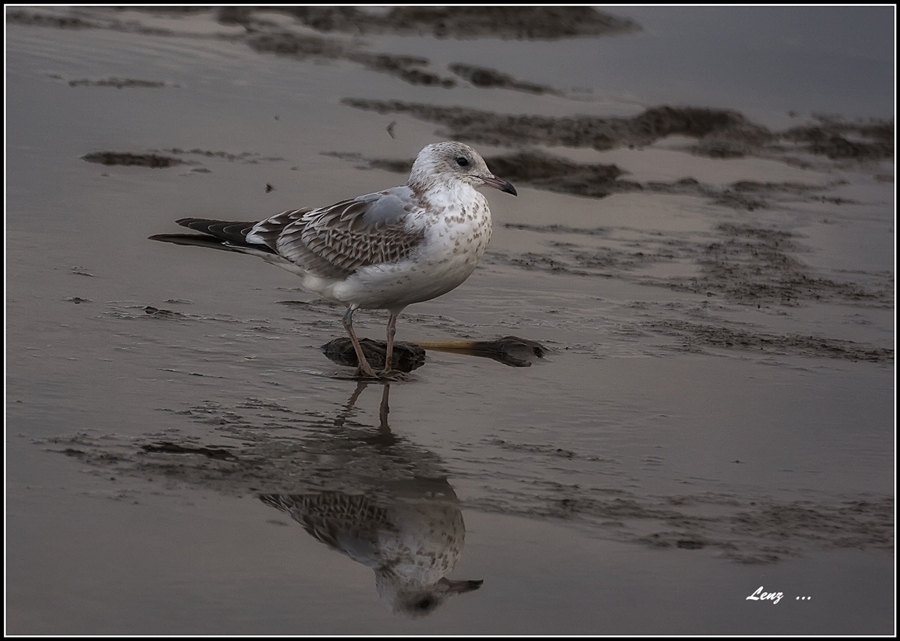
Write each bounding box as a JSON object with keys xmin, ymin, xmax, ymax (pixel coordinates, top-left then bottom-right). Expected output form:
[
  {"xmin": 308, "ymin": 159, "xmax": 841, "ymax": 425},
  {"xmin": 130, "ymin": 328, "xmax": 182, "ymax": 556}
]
[
  {"xmin": 152, "ymin": 218, "xmax": 277, "ymax": 254},
  {"xmin": 148, "ymin": 233, "xmax": 234, "ymax": 250}
]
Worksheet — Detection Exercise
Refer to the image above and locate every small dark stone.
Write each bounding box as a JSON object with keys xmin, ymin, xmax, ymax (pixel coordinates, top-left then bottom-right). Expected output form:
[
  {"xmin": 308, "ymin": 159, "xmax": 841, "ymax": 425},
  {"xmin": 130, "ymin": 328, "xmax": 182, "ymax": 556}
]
[{"xmin": 322, "ymin": 337, "xmax": 426, "ymax": 372}]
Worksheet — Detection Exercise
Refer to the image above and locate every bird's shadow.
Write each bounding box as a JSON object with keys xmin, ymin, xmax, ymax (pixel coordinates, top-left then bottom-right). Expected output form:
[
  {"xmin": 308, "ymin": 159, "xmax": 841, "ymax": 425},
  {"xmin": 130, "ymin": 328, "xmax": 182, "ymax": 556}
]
[{"xmin": 259, "ymin": 381, "xmax": 483, "ymax": 617}]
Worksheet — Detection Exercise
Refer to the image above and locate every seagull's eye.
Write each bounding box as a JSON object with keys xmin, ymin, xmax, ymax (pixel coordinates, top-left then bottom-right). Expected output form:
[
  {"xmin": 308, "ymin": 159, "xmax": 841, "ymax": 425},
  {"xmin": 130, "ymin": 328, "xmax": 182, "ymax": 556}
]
[{"xmin": 455, "ymin": 156, "xmax": 469, "ymax": 167}]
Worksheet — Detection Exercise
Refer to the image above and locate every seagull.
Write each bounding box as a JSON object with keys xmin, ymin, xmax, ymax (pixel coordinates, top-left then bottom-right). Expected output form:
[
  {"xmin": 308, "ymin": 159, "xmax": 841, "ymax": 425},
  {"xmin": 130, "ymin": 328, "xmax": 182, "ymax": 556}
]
[
  {"xmin": 260, "ymin": 490, "xmax": 482, "ymax": 616},
  {"xmin": 149, "ymin": 141, "xmax": 517, "ymax": 378}
]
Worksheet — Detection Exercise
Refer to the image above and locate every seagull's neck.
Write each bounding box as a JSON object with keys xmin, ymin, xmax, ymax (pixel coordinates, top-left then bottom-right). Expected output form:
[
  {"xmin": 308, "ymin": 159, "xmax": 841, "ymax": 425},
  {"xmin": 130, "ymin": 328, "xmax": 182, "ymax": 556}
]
[{"xmin": 412, "ymin": 176, "xmax": 478, "ymax": 209}]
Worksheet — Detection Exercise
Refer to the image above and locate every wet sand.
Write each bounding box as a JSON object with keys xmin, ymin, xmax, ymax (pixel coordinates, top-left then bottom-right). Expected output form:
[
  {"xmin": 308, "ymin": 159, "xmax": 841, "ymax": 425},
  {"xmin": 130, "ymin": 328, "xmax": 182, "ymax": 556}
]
[{"xmin": 5, "ymin": 6, "xmax": 894, "ymax": 635}]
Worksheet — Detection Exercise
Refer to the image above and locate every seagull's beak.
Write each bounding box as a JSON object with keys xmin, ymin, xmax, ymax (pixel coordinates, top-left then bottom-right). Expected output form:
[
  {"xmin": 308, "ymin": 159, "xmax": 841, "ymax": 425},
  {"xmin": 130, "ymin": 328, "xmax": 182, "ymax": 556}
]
[
  {"xmin": 480, "ymin": 174, "xmax": 518, "ymax": 196},
  {"xmin": 440, "ymin": 578, "xmax": 484, "ymax": 594}
]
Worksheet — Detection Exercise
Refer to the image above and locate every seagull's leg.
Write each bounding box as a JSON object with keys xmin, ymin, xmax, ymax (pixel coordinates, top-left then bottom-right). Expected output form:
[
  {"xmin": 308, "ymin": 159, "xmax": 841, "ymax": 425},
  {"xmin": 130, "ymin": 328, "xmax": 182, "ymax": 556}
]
[
  {"xmin": 378, "ymin": 383, "xmax": 391, "ymax": 431},
  {"xmin": 342, "ymin": 305, "xmax": 378, "ymax": 378},
  {"xmin": 384, "ymin": 310, "xmax": 401, "ymax": 373}
]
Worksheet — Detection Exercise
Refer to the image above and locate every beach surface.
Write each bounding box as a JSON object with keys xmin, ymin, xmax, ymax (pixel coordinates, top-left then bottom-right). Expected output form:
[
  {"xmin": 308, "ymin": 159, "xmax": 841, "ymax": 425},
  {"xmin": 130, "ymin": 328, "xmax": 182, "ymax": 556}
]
[{"xmin": 5, "ymin": 6, "xmax": 894, "ymax": 634}]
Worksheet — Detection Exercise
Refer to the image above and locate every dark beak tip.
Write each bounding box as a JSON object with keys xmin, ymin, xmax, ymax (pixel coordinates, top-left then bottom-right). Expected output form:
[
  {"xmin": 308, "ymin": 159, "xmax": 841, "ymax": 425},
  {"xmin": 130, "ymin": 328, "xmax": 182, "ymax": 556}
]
[{"xmin": 482, "ymin": 174, "xmax": 517, "ymax": 196}]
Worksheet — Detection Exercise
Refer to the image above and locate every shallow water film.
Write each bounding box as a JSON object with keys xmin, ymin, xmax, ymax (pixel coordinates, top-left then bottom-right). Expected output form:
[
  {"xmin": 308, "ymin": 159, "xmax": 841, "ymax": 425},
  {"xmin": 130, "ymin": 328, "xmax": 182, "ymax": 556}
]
[{"xmin": 5, "ymin": 6, "xmax": 894, "ymax": 635}]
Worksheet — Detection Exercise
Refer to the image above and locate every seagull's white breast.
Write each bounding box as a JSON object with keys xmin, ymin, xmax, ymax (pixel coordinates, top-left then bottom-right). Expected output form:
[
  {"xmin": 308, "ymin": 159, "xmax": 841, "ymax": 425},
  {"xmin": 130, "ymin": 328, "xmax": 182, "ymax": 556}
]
[{"xmin": 332, "ymin": 182, "xmax": 492, "ymax": 310}]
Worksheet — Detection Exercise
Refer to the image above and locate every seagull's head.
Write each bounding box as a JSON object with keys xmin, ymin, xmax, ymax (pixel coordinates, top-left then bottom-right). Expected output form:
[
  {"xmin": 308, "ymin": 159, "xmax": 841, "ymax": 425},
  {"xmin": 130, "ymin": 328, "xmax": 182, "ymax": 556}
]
[
  {"xmin": 376, "ymin": 573, "xmax": 484, "ymax": 618},
  {"xmin": 409, "ymin": 141, "xmax": 517, "ymax": 196}
]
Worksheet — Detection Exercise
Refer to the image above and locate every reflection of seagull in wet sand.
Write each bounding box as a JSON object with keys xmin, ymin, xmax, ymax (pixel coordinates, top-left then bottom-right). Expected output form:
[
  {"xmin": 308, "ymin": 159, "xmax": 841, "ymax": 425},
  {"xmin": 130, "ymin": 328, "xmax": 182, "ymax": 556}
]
[
  {"xmin": 150, "ymin": 141, "xmax": 516, "ymax": 379},
  {"xmin": 261, "ymin": 487, "xmax": 482, "ymax": 616}
]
